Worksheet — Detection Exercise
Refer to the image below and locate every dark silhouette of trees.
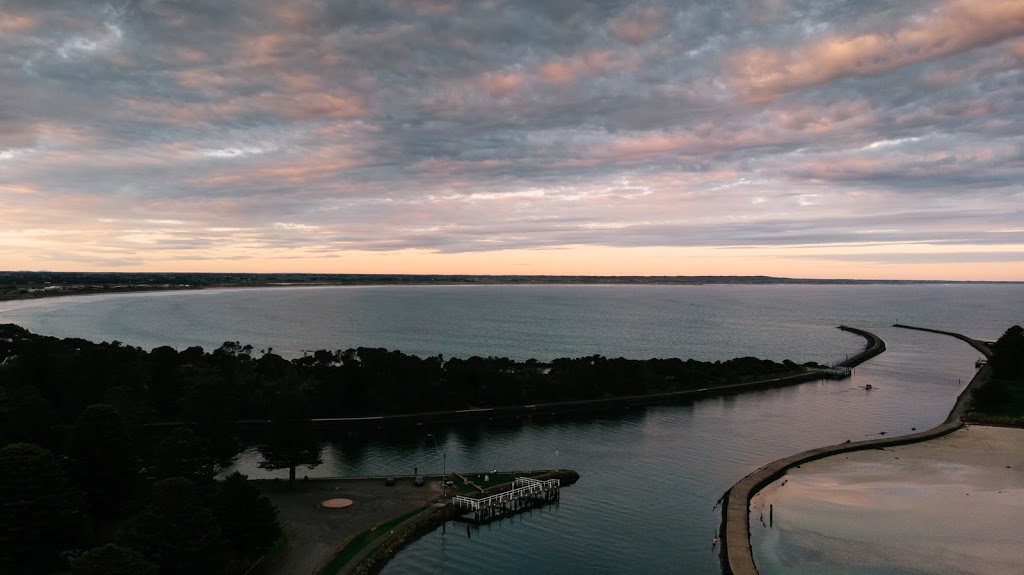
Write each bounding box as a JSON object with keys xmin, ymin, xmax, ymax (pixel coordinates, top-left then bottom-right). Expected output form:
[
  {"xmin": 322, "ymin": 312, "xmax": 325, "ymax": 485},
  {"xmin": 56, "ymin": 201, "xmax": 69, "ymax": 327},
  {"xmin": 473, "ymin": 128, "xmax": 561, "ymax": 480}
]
[
  {"xmin": 70, "ymin": 543, "xmax": 158, "ymax": 575},
  {"xmin": 152, "ymin": 427, "xmax": 214, "ymax": 484},
  {"xmin": 0, "ymin": 443, "xmax": 85, "ymax": 573},
  {"xmin": 990, "ymin": 325, "xmax": 1024, "ymax": 379},
  {"xmin": 258, "ymin": 390, "xmax": 322, "ymax": 488},
  {"xmin": 117, "ymin": 478, "xmax": 223, "ymax": 575},
  {"xmin": 66, "ymin": 404, "xmax": 139, "ymax": 521},
  {"xmin": 0, "ymin": 322, "xmax": 813, "ymax": 426},
  {"xmin": 1, "ymin": 386, "xmax": 62, "ymax": 449},
  {"xmin": 216, "ymin": 472, "xmax": 281, "ymax": 569}
]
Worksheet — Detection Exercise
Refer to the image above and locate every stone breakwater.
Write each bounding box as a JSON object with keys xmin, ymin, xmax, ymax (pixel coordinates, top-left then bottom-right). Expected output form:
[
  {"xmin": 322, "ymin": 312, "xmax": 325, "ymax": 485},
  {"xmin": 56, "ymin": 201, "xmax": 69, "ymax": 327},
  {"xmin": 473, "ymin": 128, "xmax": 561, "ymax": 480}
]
[{"xmin": 718, "ymin": 326, "xmax": 991, "ymax": 575}]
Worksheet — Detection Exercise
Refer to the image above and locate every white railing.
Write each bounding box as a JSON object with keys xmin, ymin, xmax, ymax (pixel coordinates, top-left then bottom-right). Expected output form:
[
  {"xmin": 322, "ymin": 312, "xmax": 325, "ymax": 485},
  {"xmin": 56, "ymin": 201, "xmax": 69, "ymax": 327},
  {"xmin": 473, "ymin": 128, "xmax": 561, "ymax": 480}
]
[{"xmin": 452, "ymin": 477, "xmax": 560, "ymax": 511}]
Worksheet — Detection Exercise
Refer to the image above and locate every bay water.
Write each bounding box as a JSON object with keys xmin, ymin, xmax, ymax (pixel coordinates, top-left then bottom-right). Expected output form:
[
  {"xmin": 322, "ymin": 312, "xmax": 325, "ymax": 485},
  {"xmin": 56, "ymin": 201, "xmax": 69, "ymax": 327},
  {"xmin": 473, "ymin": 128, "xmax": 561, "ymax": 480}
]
[{"xmin": 2, "ymin": 283, "xmax": 1021, "ymax": 573}]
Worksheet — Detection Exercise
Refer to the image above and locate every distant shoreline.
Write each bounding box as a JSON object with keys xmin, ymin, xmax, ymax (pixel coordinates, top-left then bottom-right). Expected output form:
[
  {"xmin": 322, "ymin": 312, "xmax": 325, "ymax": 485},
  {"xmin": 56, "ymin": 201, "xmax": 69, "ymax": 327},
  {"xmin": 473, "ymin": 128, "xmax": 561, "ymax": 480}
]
[{"xmin": 3, "ymin": 270, "xmax": 1020, "ymax": 304}]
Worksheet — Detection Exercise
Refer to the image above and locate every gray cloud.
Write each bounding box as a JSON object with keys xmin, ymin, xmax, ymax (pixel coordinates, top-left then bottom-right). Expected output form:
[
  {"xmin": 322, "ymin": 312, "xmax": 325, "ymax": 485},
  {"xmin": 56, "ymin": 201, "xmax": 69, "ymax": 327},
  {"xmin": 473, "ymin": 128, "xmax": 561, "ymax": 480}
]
[{"xmin": 0, "ymin": 0, "xmax": 1022, "ymax": 276}]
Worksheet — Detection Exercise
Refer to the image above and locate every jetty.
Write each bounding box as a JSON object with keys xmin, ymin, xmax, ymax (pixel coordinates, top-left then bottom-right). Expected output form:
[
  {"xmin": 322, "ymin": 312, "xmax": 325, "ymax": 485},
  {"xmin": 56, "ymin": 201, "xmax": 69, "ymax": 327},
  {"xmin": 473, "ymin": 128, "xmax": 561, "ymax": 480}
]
[{"xmin": 452, "ymin": 477, "xmax": 561, "ymax": 522}]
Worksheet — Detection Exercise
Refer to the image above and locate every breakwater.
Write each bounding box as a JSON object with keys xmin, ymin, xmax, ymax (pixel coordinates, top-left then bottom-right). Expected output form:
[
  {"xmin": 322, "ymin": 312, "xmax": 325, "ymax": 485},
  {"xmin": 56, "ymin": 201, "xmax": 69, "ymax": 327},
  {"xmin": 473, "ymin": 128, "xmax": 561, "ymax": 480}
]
[
  {"xmin": 719, "ymin": 327, "xmax": 991, "ymax": 575},
  {"xmin": 836, "ymin": 325, "xmax": 885, "ymax": 367}
]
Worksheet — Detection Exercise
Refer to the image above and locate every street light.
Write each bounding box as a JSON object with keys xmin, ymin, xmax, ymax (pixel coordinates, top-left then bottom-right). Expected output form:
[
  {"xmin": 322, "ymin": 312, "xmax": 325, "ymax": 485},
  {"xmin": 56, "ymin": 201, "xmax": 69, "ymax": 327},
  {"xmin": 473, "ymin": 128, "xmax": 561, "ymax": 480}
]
[{"xmin": 427, "ymin": 433, "xmax": 447, "ymax": 501}]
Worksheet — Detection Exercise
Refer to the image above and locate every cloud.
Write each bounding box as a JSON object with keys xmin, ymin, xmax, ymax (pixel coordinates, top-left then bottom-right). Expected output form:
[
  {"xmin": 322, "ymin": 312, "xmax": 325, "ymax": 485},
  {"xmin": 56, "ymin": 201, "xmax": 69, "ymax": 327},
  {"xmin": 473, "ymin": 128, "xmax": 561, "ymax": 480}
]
[
  {"xmin": 610, "ymin": 6, "xmax": 667, "ymax": 44},
  {"xmin": 730, "ymin": 0, "xmax": 1024, "ymax": 102},
  {"xmin": 0, "ymin": 0, "xmax": 1019, "ymax": 279}
]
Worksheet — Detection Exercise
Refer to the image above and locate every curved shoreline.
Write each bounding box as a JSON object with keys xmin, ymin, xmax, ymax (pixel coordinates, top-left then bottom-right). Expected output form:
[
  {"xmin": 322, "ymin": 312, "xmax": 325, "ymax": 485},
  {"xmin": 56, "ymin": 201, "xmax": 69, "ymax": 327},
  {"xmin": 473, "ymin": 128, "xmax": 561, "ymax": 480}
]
[
  {"xmin": 719, "ymin": 326, "xmax": 992, "ymax": 575},
  {"xmin": 326, "ymin": 327, "xmax": 878, "ymax": 575}
]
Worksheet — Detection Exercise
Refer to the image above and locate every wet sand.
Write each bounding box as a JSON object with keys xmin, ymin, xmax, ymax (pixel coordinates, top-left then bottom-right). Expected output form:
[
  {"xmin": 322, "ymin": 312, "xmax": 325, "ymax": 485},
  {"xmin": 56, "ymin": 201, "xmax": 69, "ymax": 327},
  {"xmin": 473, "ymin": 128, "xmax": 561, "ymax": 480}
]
[{"xmin": 751, "ymin": 426, "xmax": 1024, "ymax": 575}]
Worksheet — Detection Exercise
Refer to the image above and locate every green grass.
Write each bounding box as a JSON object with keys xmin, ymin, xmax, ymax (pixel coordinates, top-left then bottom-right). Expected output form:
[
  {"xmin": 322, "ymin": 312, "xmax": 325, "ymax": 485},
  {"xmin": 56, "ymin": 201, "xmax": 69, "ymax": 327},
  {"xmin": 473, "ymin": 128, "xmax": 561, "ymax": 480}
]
[
  {"xmin": 464, "ymin": 470, "xmax": 549, "ymax": 490},
  {"xmin": 317, "ymin": 506, "xmax": 428, "ymax": 575}
]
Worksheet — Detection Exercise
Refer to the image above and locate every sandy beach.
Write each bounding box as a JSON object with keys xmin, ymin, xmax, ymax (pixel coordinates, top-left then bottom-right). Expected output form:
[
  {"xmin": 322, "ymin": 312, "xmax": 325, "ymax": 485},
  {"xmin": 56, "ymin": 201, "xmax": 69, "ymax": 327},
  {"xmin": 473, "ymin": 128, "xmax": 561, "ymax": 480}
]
[{"xmin": 750, "ymin": 425, "xmax": 1024, "ymax": 575}]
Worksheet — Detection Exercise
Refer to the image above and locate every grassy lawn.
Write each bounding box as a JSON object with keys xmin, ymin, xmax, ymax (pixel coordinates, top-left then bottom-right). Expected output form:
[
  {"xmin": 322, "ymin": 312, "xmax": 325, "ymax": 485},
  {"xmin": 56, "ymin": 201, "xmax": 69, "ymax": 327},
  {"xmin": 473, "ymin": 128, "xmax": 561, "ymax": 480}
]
[{"xmin": 460, "ymin": 470, "xmax": 550, "ymax": 490}]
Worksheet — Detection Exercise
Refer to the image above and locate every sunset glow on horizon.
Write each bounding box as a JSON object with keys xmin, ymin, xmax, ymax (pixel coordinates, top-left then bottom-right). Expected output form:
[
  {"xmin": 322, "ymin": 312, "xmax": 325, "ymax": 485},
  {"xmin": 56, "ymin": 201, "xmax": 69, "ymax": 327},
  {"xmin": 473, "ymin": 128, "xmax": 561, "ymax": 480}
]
[{"xmin": 2, "ymin": 1, "xmax": 1023, "ymax": 280}]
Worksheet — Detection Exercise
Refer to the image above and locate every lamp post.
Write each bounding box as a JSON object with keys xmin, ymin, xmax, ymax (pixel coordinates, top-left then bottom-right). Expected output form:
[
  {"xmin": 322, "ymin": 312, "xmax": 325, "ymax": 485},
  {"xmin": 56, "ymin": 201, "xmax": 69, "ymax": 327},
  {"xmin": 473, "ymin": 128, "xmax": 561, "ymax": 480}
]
[{"xmin": 427, "ymin": 433, "xmax": 447, "ymax": 501}]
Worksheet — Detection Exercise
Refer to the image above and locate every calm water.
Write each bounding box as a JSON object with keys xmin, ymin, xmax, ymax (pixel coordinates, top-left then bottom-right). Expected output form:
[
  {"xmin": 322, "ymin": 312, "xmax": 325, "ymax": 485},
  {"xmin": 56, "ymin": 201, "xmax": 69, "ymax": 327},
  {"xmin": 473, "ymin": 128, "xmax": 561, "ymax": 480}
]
[{"xmin": 2, "ymin": 283, "xmax": 1022, "ymax": 574}]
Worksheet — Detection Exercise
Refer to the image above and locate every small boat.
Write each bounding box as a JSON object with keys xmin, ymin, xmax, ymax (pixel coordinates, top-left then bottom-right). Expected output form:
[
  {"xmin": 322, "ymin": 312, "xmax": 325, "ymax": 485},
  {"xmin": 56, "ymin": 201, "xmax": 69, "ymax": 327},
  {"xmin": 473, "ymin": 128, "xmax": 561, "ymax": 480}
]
[{"xmin": 865, "ymin": 384, "xmax": 873, "ymax": 390}]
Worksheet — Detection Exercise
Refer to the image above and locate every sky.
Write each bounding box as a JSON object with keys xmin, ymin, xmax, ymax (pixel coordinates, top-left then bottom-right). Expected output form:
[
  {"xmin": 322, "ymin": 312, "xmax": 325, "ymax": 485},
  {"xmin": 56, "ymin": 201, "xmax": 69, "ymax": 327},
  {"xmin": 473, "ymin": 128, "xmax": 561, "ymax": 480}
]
[{"xmin": 1, "ymin": 0, "xmax": 1023, "ymax": 280}]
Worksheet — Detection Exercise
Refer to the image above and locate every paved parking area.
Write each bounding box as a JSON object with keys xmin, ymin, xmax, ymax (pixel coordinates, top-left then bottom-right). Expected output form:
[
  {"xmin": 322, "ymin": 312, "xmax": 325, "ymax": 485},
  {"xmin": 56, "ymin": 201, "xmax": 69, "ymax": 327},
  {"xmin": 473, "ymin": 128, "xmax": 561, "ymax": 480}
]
[{"xmin": 255, "ymin": 477, "xmax": 440, "ymax": 575}]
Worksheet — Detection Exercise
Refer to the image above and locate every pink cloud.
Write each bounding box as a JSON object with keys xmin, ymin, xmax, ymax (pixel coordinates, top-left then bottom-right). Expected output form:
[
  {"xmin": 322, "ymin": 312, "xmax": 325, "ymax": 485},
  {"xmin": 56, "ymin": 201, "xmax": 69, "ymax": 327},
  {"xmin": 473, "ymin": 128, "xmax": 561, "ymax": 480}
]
[
  {"xmin": 730, "ymin": 0, "xmax": 1024, "ymax": 102},
  {"xmin": 538, "ymin": 50, "xmax": 611, "ymax": 84},
  {"xmin": 120, "ymin": 87, "xmax": 367, "ymax": 125},
  {"xmin": 597, "ymin": 100, "xmax": 873, "ymax": 163},
  {"xmin": 266, "ymin": 2, "xmax": 325, "ymax": 30},
  {"xmin": 477, "ymin": 72, "xmax": 526, "ymax": 97},
  {"xmin": 0, "ymin": 13, "xmax": 40, "ymax": 34},
  {"xmin": 610, "ymin": 7, "xmax": 667, "ymax": 44}
]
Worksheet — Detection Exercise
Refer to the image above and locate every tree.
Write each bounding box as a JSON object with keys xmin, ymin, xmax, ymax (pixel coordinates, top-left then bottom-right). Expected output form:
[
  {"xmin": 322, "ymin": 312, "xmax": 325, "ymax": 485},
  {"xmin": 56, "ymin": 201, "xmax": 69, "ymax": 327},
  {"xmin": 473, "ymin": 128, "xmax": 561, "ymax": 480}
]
[
  {"xmin": 117, "ymin": 478, "xmax": 224, "ymax": 575},
  {"xmin": 66, "ymin": 404, "xmax": 139, "ymax": 520},
  {"xmin": 2, "ymin": 386, "xmax": 62, "ymax": 449},
  {"xmin": 182, "ymin": 377, "xmax": 239, "ymax": 462},
  {"xmin": 991, "ymin": 325, "xmax": 1024, "ymax": 379},
  {"xmin": 258, "ymin": 390, "xmax": 322, "ymax": 488},
  {"xmin": 216, "ymin": 472, "xmax": 281, "ymax": 566},
  {"xmin": 70, "ymin": 544, "xmax": 157, "ymax": 575},
  {"xmin": 0, "ymin": 443, "xmax": 85, "ymax": 573},
  {"xmin": 152, "ymin": 427, "xmax": 214, "ymax": 484}
]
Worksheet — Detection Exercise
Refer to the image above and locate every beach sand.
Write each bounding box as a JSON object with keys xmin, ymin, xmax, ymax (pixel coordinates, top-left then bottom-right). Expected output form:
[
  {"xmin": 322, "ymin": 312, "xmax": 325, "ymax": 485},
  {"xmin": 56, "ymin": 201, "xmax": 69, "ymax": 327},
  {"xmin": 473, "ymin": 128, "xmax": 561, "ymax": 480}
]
[{"xmin": 750, "ymin": 425, "xmax": 1024, "ymax": 575}]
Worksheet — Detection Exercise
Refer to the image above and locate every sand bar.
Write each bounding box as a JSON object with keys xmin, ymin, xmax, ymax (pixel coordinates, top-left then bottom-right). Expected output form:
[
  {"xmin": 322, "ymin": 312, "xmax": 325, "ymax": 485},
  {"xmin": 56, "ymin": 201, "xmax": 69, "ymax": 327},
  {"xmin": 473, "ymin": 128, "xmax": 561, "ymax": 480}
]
[{"xmin": 751, "ymin": 425, "xmax": 1024, "ymax": 575}]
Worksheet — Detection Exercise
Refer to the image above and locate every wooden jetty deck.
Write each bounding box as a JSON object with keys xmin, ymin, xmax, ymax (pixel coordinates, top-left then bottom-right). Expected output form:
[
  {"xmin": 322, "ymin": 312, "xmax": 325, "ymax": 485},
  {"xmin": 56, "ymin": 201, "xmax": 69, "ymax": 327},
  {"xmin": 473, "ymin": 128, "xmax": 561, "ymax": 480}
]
[{"xmin": 452, "ymin": 477, "xmax": 561, "ymax": 522}]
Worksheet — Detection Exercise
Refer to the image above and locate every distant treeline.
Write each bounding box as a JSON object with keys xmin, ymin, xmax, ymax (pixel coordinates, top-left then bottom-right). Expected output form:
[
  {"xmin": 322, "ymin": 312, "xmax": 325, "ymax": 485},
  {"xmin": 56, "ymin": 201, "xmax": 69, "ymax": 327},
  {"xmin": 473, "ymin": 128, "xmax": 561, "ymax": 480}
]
[{"xmin": 2, "ymin": 270, "xmax": 1005, "ymax": 302}]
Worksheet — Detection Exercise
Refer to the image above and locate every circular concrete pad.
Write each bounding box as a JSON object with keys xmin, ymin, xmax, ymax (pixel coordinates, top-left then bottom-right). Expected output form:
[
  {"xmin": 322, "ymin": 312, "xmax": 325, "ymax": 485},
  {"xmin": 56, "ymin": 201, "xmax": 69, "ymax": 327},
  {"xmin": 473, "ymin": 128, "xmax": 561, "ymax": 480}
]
[{"xmin": 320, "ymin": 498, "xmax": 354, "ymax": 509}]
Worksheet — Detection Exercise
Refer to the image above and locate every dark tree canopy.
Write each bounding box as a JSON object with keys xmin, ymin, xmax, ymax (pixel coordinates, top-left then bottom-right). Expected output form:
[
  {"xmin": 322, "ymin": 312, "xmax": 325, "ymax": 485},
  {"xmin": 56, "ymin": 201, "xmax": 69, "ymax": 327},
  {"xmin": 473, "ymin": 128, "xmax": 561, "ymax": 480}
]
[
  {"xmin": 0, "ymin": 443, "xmax": 85, "ymax": 573},
  {"xmin": 258, "ymin": 390, "xmax": 322, "ymax": 488},
  {"xmin": 66, "ymin": 404, "xmax": 140, "ymax": 519},
  {"xmin": 117, "ymin": 478, "xmax": 224, "ymax": 575},
  {"xmin": 991, "ymin": 325, "xmax": 1024, "ymax": 379},
  {"xmin": 70, "ymin": 543, "xmax": 158, "ymax": 575},
  {"xmin": 216, "ymin": 472, "xmax": 281, "ymax": 565},
  {"xmin": 1, "ymin": 386, "xmax": 62, "ymax": 449},
  {"xmin": 153, "ymin": 427, "xmax": 214, "ymax": 483}
]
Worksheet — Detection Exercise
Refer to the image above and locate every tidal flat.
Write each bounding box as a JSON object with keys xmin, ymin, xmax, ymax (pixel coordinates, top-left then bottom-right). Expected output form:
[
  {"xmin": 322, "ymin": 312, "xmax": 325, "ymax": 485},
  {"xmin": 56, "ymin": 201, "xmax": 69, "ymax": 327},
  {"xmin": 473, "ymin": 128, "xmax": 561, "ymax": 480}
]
[{"xmin": 751, "ymin": 425, "xmax": 1024, "ymax": 575}]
